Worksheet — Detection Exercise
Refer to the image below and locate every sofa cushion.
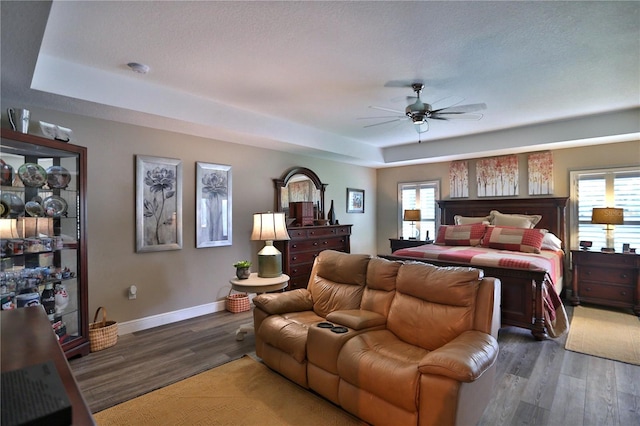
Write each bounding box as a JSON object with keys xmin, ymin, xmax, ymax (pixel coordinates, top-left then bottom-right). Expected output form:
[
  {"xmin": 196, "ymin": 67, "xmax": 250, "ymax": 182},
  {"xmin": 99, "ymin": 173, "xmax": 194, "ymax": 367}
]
[
  {"xmin": 387, "ymin": 262, "xmax": 482, "ymax": 351},
  {"xmin": 360, "ymin": 257, "xmax": 401, "ymax": 317},
  {"xmin": 308, "ymin": 251, "xmax": 370, "ymax": 318},
  {"xmin": 253, "ymin": 288, "xmax": 313, "ymax": 315},
  {"xmin": 338, "ymin": 329, "xmax": 428, "ymax": 413},
  {"xmin": 258, "ymin": 310, "xmax": 324, "ymax": 363}
]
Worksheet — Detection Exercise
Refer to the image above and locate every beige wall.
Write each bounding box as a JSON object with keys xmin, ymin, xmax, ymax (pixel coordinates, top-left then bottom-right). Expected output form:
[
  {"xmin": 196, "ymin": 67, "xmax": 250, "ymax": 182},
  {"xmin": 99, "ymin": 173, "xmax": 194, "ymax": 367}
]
[
  {"xmin": 7, "ymin": 107, "xmax": 376, "ymax": 324},
  {"xmin": 376, "ymin": 140, "xmax": 640, "ymax": 255}
]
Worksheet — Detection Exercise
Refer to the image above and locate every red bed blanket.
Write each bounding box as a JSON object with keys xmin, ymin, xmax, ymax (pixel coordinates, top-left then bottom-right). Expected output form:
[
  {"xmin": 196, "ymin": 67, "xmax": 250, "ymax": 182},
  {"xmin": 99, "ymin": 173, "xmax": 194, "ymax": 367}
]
[{"xmin": 391, "ymin": 244, "xmax": 568, "ymax": 337}]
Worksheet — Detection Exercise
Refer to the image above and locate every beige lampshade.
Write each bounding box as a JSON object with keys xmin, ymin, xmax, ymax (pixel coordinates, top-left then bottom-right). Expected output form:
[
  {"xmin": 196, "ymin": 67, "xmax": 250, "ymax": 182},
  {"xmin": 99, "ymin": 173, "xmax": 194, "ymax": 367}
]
[
  {"xmin": 403, "ymin": 209, "xmax": 421, "ymax": 222},
  {"xmin": 251, "ymin": 212, "xmax": 290, "ymax": 241},
  {"xmin": 591, "ymin": 207, "xmax": 624, "ymax": 225},
  {"xmin": 0, "ymin": 218, "xmax": 19, "ymax": 239}
]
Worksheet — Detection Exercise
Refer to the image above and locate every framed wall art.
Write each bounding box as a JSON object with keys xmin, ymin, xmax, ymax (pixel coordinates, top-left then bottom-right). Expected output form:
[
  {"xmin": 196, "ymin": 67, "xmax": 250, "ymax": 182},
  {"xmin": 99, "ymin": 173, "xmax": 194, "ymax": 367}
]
[
  {"xmin": 136, "ymin": 155, "xmax": 183, "ymax": 252},
  {"xmin": 476, "ymin": 154, "xmax": 519, "ymax": 197},
  {"xmin": 449, "ymin": 160, "xmax": 469, "ymax": 198},
  {"xmin": 196, "ymin": 162, "xmax": 232, "ymax": 248},
  {"xmin": 346, "ymin": 188, "xmax": 365, "ymax": 213},
  {"xmin": 528, "ymin": 151, "xmax": 554, "ymax": 195}
]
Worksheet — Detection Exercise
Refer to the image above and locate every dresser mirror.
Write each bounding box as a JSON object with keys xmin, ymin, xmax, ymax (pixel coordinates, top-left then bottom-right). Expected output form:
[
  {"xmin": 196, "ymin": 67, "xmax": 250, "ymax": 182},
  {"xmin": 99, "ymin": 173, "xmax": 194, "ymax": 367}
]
[{"xmin": 273, "ymin": 167, "xmax": 327, "ymax": 223}]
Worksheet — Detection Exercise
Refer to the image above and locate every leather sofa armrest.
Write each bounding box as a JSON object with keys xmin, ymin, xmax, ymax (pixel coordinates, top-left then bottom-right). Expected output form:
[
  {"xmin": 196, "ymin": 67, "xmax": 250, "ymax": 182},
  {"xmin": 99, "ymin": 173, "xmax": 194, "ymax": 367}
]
[
  {"xmin": 253, "ymin": 289, "xmax": 313, "ymax": 314},
  {"xmin": 326, "ymin": 309, "xmax": 386, "ymax": 330},
  {"xmin": 418, "ymin": 330, "xmax": 498, "ymax": 382}
]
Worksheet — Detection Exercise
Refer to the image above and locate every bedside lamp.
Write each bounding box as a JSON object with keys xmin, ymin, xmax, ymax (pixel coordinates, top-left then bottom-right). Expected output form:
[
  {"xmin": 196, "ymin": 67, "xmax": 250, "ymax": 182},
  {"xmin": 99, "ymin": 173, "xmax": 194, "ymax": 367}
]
[
  {"xmin": 403, "ymin": 209, "xmax": 421, "ymax": 240},
  {"xmin": 591, "ymin": 207, "xmax": 623, "ymax": 252},
  {"xmin": 251, "ymin": 212, "xmax": 290, "ymax": 278}
]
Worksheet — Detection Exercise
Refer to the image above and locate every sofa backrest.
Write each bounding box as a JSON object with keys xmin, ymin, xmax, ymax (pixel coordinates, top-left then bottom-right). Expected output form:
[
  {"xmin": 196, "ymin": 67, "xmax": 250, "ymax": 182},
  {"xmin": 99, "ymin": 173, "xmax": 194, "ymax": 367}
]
[
  {"xmin": 387, "ymin": 262, "xmax": 484, "ymax": 351},
  {"xmin": 361, "ymin": 257, "xmax": 401, "ymax": 317},
  {"xmin": 307, "ymin": 250, "xmax": 371, "ymax": 318}
]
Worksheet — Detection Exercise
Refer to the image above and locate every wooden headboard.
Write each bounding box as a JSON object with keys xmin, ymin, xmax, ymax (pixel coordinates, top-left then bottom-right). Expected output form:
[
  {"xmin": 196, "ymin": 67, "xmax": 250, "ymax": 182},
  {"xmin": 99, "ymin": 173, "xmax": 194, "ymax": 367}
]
[{"xmin": 437, "ymin": 197, "xmax": 569, "ymax": 244}]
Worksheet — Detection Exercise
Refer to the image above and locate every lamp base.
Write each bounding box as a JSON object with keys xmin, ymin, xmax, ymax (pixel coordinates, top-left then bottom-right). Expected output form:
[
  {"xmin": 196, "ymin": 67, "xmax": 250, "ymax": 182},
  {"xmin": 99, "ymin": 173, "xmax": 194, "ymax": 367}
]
[{"xmin": 257, "ymin": 242, "xmax": 283, "ymax": 278}]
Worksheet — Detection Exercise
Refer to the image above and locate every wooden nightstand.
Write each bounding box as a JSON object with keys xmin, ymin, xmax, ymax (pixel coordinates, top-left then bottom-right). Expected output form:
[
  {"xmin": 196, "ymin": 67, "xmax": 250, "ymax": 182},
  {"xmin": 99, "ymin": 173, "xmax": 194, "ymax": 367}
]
[
  {"xmin": 389, "ymin": 238, "xmax": 433, "ymax": 252},
  {"xmin": 570, "ymin": 250, "xmax": 640, "ymax": 315}
]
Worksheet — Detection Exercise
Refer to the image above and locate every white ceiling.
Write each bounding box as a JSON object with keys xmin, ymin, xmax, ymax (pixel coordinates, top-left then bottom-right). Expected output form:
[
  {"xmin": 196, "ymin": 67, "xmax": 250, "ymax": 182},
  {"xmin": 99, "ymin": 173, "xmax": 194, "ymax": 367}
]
[{"xmin": 2, "ymin": 1, "xmax": 639, "ymax": 167}]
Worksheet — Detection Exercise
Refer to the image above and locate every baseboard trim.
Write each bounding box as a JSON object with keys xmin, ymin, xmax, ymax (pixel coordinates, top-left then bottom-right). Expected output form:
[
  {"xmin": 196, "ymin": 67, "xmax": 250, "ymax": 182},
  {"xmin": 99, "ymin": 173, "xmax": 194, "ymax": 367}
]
[{"xmin": 117, "ymin": 300, "xmax": 227, "ymax": 335}]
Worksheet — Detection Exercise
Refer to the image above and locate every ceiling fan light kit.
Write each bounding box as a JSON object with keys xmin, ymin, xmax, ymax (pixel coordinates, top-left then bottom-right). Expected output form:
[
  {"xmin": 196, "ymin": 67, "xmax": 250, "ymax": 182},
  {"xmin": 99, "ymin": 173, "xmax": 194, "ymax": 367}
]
[{"xmin": 366, "ymin": 82, "xmax": 487, "ymax": 143}]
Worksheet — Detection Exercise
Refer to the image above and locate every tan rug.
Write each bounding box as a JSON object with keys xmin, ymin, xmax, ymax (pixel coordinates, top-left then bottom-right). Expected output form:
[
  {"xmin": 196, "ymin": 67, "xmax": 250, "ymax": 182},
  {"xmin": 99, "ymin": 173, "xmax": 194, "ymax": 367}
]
[
  {"xmin": 94, "ymin": 356, "xmax": 363, "ymax": 425},
  {"xmin": 565, "ymin": 306, "xmax": 640, "ymax": 365}
]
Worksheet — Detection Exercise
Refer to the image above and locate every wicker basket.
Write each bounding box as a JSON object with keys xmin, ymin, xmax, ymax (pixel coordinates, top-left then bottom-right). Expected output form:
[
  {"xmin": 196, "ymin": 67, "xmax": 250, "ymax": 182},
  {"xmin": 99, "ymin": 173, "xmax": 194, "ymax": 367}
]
[
  {"xmin": 226, "ymin": 290, "xmax": 250, "ymax": 313},
  {"xmin": 89, "ymin": 306, "xmax": 118, "ymax": 352}
]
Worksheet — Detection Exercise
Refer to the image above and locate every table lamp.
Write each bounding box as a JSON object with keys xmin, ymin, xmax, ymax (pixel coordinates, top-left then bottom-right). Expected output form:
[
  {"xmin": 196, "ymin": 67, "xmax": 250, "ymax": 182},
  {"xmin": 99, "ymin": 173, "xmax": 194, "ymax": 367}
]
[
  {"xmin": 251, "ymin": 212, "xmax": 290, "ymax": 278},
  {"xmin": 403, "ymin": 209, "xmax": 421, "ymax": 240},
  {"xmin": 591, "ymin": 207, "xmax": 623, "ymax": 252}
]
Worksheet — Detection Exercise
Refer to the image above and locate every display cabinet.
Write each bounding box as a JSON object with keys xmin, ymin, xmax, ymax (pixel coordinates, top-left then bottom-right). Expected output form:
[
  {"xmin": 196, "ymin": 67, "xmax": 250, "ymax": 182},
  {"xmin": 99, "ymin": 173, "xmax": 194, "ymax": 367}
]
[{"xmin": 0, "ymin": 129, "xmax": 89, "ymax": 358}]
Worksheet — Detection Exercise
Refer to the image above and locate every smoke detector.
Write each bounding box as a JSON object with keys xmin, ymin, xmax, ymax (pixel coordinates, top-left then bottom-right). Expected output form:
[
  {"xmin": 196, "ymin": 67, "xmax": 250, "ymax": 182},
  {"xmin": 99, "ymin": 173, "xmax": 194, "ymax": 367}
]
[{"xmin": 127, "ymin": 62, "xmax": 150, "ymax": 74}]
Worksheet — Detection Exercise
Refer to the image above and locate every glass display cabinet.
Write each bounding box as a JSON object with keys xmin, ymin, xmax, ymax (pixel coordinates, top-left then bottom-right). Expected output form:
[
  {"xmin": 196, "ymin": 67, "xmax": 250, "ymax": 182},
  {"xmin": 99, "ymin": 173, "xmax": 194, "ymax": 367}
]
[{"xmin": 0, "ymin": 128, "xmax": 89, "ymax": 358}]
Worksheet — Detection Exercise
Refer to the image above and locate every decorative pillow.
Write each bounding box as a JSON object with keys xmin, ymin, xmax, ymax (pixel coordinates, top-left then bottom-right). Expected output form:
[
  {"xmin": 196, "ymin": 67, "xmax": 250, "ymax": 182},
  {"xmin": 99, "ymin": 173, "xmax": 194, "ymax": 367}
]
[
  {"xmin": 541, "ymin": 232, "xmax": 563, "ymax": 251},
  {"xmin": 435, "ymin": 223, "xmax": 487, "ymax": 246},
  {"xmin": 454, "ymin": 215, "xmax": 491, "ymax": 225},
  {"xmin": 481, "ymin": 226, "xmax": 545, "ymax": 253},
  {"xmin": 489, "ymin": 210, "xmax": 542, "ymax": 229}
]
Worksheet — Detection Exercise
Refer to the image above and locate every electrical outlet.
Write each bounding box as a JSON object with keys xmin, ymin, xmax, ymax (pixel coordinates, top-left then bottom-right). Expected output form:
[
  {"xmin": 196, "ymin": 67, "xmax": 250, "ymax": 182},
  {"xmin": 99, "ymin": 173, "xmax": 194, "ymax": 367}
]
[{"xmin": 128, "ymin": 285, "xmax": 137, "ymax": 300}]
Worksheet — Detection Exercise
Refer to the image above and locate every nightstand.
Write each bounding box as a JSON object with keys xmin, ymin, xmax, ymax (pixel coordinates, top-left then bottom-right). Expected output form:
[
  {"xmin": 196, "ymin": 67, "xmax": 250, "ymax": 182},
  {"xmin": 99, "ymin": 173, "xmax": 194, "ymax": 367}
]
[
  {"xmin": 389, "ymin": 238, "xmax": 433, "ymax": 252},
  {"xmin": 570, "ymin": 250, "xmax": 640, "ymax": 315}
]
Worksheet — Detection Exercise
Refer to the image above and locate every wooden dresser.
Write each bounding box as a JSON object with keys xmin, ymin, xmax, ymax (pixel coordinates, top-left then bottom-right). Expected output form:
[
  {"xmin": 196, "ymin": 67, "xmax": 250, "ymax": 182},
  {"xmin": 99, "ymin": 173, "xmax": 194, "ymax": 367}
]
[
  {"xmin": 276, "ymin": 224, "xmax": 352, "ymax": 290},
  {"xmin": 570, "ymin": 250, "xmax": 640, "ymax": 315}
]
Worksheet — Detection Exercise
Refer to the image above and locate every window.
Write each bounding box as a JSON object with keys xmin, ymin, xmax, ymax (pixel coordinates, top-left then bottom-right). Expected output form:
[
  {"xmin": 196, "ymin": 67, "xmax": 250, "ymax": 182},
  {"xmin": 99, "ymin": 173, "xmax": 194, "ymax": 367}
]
[
  {"xmin": 570, "ymin": 166, "xmax": 640, "ymax": 251},
  {"xmin": 398, "ymin": 181, "xmax": 439, "ymax": 241}
]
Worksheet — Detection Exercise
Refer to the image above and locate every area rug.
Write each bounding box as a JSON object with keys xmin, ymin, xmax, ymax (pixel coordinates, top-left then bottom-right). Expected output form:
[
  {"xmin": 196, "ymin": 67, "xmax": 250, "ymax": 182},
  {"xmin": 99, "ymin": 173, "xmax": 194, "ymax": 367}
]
[
  {"xmin": 93, "ymin": 356, "xmax": 363, "ymax": 425},
  {"xmin": 565, "ymin": 306, "xmax": 640, "ymax": 365}
]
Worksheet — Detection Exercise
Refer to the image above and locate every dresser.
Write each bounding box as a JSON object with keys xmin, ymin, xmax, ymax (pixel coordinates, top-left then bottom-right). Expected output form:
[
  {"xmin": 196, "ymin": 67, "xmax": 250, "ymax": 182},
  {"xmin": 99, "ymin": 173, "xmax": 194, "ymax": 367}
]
[
  {"xmin": 276, "ymin": 224, "xmax": 352, "ymax": 290},
  {"xmin": 570, "ymin": 250, "xmax": 640, "ymax": 315}
]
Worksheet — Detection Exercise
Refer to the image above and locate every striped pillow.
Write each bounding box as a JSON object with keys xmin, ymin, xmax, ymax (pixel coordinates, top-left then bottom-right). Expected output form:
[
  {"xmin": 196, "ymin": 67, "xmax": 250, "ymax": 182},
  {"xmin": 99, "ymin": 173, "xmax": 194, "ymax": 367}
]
[
  {"xmin": 481, "ymin": 226, "xmax": 546, "ymax": 253},
  {"xmin": 435, "ymin": 223, "xmax": 487, "ymax": 246}
]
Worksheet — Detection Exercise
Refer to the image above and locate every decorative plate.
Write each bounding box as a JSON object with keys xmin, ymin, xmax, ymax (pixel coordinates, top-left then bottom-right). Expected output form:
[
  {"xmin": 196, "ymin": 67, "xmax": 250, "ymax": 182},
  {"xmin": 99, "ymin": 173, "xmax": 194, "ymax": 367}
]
[
  {"xmin": 42, "ymin": 195, "xmax": 68, "ymax": 217},
  {"xmin": 25, "ymin": 201, "xmax": 45, "ymax": 217},
  {"xmin": 0, "ymin": 199, "xmax": 9, "ymax": 218},
  {"xmin": 0, "ymin": 193, "xmax": 24, "ymax": 217},
  {"xmin": 46, "ymin": 166, "xmax": 71, "ymax": 189},
  {"xmin": 17, "ymin": 163, "xmax": 47, "ymax": 188}
]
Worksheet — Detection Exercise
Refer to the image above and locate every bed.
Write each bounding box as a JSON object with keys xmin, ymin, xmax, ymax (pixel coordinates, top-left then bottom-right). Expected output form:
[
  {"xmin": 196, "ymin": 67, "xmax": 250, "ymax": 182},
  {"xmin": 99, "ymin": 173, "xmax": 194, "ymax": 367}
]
[{"xmin": 382, "ymin": 197, "xmax": 569, "ymax": 340}]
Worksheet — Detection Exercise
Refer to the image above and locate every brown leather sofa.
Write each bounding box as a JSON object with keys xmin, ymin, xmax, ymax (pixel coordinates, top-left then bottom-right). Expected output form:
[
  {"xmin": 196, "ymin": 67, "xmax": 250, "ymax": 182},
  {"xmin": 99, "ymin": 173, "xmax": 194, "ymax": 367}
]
[{"xmin": 253, "ymin": 250, "xmax": 501, "ymax": 426}]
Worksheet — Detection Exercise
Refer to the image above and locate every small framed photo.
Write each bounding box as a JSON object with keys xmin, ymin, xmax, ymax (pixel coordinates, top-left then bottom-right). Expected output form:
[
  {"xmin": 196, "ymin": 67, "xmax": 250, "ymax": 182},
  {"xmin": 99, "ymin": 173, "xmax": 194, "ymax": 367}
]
[{"xmin": 346, "ymin": 188, "xmax": 365, "ymax": 213}]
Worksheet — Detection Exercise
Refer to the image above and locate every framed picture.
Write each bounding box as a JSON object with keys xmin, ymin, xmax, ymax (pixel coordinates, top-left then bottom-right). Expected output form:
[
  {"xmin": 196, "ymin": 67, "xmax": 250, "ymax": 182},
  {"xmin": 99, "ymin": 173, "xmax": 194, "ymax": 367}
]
[
  {"xmin": 136, "ymin": 155, "xmax": 183, "ymax": 252},
  {"xmin": 346, "ymin": 188, "xmax": 365, "ymax": 213},
  {"xmin": 196, "ymin": 162, "xmax": 232, "ymax": 248}
]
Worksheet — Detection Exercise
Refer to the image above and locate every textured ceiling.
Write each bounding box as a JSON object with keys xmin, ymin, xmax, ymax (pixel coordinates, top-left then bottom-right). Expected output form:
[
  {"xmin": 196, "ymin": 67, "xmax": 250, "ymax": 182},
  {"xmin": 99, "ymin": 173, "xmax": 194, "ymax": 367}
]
[{"xmin": 2, "ymin": 1, "xmax": 639, "ymax": 167}]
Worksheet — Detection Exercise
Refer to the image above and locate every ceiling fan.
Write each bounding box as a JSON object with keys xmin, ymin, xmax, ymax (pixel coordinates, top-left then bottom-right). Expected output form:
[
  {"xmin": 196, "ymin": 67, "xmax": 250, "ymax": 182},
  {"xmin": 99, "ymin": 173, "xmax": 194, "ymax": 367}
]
[{"xmin": 362, "ymin": 83, "xmax": 487, "ymax": 142}]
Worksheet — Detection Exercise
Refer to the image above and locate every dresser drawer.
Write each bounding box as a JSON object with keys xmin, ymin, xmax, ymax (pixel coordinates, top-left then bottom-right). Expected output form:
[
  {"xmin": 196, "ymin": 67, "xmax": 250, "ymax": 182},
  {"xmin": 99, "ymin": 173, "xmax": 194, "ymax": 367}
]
[
  {"xmin": 290, "ymin": 238, "xmax": 347, "ymax": 252},
  {"xmin": 580, "ymin": 282, "xmax": 634, "ymax": 304},
  {"xmin": 289, "ymin": 261, "xmax": 314, "ymax": 277},
  {"xmin": 579, "ymin": 265, "xmax": 634, "ymax": 286}
]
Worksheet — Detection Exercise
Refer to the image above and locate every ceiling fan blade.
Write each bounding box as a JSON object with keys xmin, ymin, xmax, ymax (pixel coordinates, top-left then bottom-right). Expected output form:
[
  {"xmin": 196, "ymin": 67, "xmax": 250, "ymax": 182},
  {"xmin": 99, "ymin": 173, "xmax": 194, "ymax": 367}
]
[
  {"xmin": 364, "ymin": 118, "xmax": 405, "ymax": 128},
  {"xmin": 369, "ymin": 105, "xmax": 405, "ymax": 114},
  {"xmin": 431, "ymin": 112, "xmax": 484, "ymax": 121},
  {"xmin": 433, "ymin": 103, "xmax": 488, "ymax": 114}
]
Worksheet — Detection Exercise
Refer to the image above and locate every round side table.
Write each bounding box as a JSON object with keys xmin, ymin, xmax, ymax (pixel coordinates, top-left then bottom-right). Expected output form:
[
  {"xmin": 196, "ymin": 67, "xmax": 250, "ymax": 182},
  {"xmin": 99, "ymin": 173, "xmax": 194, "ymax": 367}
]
[{"xmin": 229, "ymin": 273, "xmax": 289, "ymax": 340}]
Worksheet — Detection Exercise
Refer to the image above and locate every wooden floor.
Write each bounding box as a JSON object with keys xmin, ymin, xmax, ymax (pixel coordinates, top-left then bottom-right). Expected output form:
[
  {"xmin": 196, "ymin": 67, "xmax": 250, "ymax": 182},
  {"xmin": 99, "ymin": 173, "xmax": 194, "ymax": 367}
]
[{"xmin": 69, "ymin": 305, "xmax": 640, "ymax": 425}]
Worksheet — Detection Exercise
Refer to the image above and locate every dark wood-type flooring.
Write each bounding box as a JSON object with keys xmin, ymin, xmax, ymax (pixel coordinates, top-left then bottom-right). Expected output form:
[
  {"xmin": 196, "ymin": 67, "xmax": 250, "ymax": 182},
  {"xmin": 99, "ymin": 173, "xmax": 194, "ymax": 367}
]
[{"xmin": 70, "ymin": 304, "xmax": 640, "ymax": 425}]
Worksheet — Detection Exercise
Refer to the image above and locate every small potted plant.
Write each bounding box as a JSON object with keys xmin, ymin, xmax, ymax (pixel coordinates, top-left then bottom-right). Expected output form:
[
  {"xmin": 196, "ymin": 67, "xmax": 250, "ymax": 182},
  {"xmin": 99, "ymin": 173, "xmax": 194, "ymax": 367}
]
[{"xmin": 233, "ymin": 260, "xmax": 252, "ymax": 279}]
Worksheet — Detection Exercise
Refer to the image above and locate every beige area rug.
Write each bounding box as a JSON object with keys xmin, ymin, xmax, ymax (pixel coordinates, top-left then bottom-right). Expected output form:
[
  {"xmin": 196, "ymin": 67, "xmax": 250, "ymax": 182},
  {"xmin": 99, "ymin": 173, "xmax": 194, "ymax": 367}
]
[
  {"xmin": 94, "ymin": 356, "xmax": 363, "ymax": 425},
  {"xmin": 565, "ymin": 306, "xmax": 640, "ymax": 365}
]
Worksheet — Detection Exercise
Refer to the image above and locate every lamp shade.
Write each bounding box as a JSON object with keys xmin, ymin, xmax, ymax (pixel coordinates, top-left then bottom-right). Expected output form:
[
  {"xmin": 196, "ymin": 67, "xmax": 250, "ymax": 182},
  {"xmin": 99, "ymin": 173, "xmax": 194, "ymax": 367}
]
[
  {"xmin": 251, "ymin": 212, "xmax": 290, "ymax": 241},
  {"xmin": 403, "ymin": 209, "xmax": 421, "ymax": 221},
  {"xmin": 591, "ymin": 207, "xmax": 624, "ymax": 225}
]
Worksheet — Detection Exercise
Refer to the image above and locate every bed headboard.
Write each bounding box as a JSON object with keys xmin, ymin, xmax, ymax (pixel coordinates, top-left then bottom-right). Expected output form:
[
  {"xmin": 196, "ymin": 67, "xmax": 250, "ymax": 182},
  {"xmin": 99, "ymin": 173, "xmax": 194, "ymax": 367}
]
[{"xmin": 437, "ymin": 197, "xmax": 569, "ymax": 243}]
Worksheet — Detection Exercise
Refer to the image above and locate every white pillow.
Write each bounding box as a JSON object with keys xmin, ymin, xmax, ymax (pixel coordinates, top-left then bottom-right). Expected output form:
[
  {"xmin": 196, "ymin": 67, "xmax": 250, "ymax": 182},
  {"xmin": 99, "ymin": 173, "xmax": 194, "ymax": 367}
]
[
  {"xmin": 541, "ymin": 232, "xmax": 563, "ymax": 251},
  {"xmin": 454, "ymin": 215, "xmax": 491, "ymax": 225},
  {"xmin": 490, "ymin": 210, "xmax": 542, "ymax": 229}
]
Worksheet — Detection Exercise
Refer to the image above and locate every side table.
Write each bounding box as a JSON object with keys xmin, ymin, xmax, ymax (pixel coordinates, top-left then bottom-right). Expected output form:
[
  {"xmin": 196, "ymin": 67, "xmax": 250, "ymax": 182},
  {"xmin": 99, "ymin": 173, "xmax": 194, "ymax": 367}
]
[{"xmin": 229, "ymin": 273, "xmax": 290, "ymax": 340}]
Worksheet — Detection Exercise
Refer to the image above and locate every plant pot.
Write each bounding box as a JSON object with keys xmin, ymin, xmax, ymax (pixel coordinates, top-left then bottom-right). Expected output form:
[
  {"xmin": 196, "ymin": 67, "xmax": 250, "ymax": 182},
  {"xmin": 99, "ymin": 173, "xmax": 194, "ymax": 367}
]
[{"xmin": 235, "ymin": 267, "xmax": 251, "ymax": 280}]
